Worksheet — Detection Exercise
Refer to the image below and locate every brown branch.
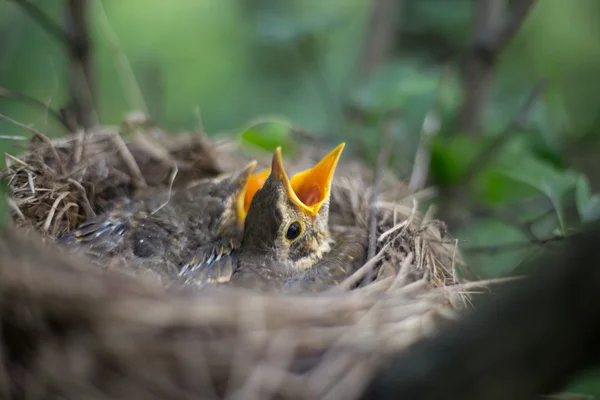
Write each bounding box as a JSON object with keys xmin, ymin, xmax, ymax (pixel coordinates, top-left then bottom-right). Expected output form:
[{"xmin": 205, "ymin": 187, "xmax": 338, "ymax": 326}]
[
  {"xmin": 0, "ymin": 87, "xmax": 74, "ymax": 131},
  {"xmin": 492, "ymin": 0, "xmax": 538, "ymax": 54},
  {"xmin": 10, "ymin": 0, "xmax": 71, "ymax": 45},
  {"xmin": 64, "ymin": 0, "xmax": 97, "ymax": 129},
  {"xmin": 94, "ymin": 0, "xmax": 149, "ymax": 115},
  {"xmin": 356, "ymin": 0, "xmax": 404, "ymax": 83},
  {"xmin": 10, "ymin": 0, "xmax": 97, "ymax": 130},
  {"xmin": 457, "ymin": 0, "xmax": 538, "ymax": 133},
  {"xmin": 0, "ymin": 113, "xmax": 66, "ymax": 175},
  {"xmin": 365, "ymin": 219, "xmax": 600, "ymax": 399}
]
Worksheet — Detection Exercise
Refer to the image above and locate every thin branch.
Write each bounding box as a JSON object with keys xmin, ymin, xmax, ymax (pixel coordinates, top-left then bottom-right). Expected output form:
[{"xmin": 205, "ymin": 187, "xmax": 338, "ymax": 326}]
[
  {"xmin": 491, "ymin": 0, "xmax": 537, "ymax": 54},
  {"xmin": 365, "ymin": 114, "xmax": 398, "ymax": 283},
  {"xmin": 93, "ymin": 0, "xmax": 149, "ymax": 115},
  {"xmin": 10, "ymin": 0, "xmax": 97, "ymax": 129},
  {"xmin": 0, "ymin": 87, "xmax": 74, "ymax": 131},
  {"xmin": 457, "ymin": 0, "xmax": 538, "ymax": 132},
  {"xmin": 10, "ymin": 0, "xmax": 71, "ymax": 45},
  {"xmin": 463, "ymin": 235, "xmax": 565, "ymax": 254},
  {"xmin": 356, "ymin": 0, "xmax": 404, "ymax": 83},
  {"xmin": 0, "ymin": 113, "xmax": 66, "ymax": 175},
  {"xmin": 64, "ymin": 0, "xmax": 97, "ymax": 129},
  {"xmin": 408, "ymin": 67, "xmax": 451, "ymax": 193}
]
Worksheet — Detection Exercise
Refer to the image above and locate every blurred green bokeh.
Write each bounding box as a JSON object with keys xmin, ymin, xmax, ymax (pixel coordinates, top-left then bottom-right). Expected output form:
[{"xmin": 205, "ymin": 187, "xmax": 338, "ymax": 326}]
[{"xmin": 2, "ymin": 0, "xmax": 600, "ymax": 396}]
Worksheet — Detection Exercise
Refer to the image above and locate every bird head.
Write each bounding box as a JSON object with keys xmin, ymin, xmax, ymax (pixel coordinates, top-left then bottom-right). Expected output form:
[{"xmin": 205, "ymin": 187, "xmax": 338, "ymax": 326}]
[{"xmin": 241, "ymin": 143, "xmax": 345, "ymax": 271}]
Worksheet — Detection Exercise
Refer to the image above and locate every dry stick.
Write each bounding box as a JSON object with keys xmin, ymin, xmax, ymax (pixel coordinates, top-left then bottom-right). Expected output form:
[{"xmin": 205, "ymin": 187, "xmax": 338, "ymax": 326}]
[
  {"xmin": 66, "ymin": 178, "xmax": 95, "ymax": 219},
  {"xmin": 93, "ymin": 0, "xmax": 149, "ymax": 115},
  {"xmin": 457, "ymin": 0, "xmax": 538, "ymax": 132},
  {"xmin": 11, "ymin": 0, "xmax": 97, "ymax": 129},
  {"xmin": 365, "ymin": 115, "xmax": 397, "ymax": 283},
  {"xmin": 10, "ymin": 0, "xmax": 71, "ymax": 43},
  {"xmin": 408, "ymin": 109, "xmax": 440, "ymax": 194},
  {"xmin": 109, "ymin": 131, "xmax": 147, "ymax": 187},
  {"xmin": 408, "ymin": 66, "xmax": 450, "ymax": 194},
  {"xmin": 0, "ymin": 135, "xmax": 27, "ymax": 141},
  {"xmin": 491, "ymin": 0, "xmax": 538, "ymax": 52},
  {"xmin": 64, "ymin": 0, "xmax": 97, "ymax": 129},
  {"xmin": 356, "ymin": 0, "xmax": 404, "ymax": 82},
  {"xmin": 0, "ymin": 113, "xmax": 66, "ymax": 175},
  {"xmin": 0, "ymin": 87, "xmax": 72, "ymax": 131},
  {"xmin": 43, "ymin": 192, "xmax": 70, "ymax": 233}
]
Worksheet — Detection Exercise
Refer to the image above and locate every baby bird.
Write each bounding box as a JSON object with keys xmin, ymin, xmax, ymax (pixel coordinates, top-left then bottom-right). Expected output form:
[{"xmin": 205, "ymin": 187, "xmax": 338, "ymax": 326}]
[
  {"xmin": 58, "ymin": 162, "xmax": 269, "ymax": 280},
  {"xmin": 186, "ymin": 144, "xmax": 367, "ymax": 292}
]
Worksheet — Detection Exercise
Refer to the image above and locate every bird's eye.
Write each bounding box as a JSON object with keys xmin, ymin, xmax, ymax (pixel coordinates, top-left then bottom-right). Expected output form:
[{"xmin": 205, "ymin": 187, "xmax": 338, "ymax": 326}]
[{"xmin": 285, "ymin": 221, "xmax": 302, "ymax": 241}]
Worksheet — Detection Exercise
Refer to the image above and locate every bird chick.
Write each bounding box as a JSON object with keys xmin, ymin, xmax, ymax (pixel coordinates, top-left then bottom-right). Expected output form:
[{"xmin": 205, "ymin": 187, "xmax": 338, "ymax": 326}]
[
  {"xmin": 58, "ymin": 162, "xmax": 268, "ymax": 281},
  {"xmin": 186, "ymin": 143, "xmax": 366, "ymax": 292}
]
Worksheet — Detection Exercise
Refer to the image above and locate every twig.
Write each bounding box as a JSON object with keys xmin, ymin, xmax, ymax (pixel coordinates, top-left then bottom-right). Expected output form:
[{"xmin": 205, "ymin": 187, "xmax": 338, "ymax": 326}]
[
  {"xmin": 365, "ymin": 115, "xmax": 397, "ymax": 283},
  {"xmin": 0, "ymin": 135, "xmax": 27, "ymax": 141},
  {"xmin": 457, "ymin": 0, "xmax": 538, "ymax": 132},
  {"xmin": 43, "ymin": 192, "xmax": 70, "ymax": 233},
  {"xmin": 463, "ymin": 235, "xmax": 565, "ymax": 254},
  {"xmin": 408, "ymin": 109, "xmax": 440, "ymax": 194},
  {"xmin": 356, "ymin": 0, "xmax": 404, "ymax": 83},
  {"xmin": 408, "ymin": 66, "xmax": 451, "ymax": 193},
  {"xmin": 0, "ymin": 87, "xmax": 73, "ymax": 131},
  {"xmin": 65, "ymin": 0, "xmax": 97, "ymax": 129},
  {"xmin": 0, "ymin": 113, "xmax": 66, "ymax": 175},
  {"xmin": 67, "ymin": 178, "xmax": 95, "ymax": 219},
  {"xmin": 109, "ymin": 131, "xmax": 146, "ymax": 187},
  {"xmin": 10, "ymin": 0, "xmax": 97, "ymax": 129},
  {"xmin": 491, "ymin": 0, "xmax": 538, "ymax": 54},
  {"xmin": 150, "ymin": 163, "xmax": 178, "ymax": 215},
  {"xmin": 93, "ymin": 0, "xmax": 149, "ymax": 115},
  {"xmin": 10, "ymin": 0, "xmax": 71, "ymax": 44}
]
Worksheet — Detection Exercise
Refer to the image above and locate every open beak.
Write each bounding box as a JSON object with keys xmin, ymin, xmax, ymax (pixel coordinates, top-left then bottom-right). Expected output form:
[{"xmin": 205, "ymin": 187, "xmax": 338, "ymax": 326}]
[
  {"xmin": 289, "ymin": 143, "xmax": 345, "ymax": 216},
  {"xmin": 270, "ymin": 143, "xmax": 345, "ymax": 217},
  {"xmin": 234, "ymin": 160, "xmax": 258, "ymax": 225}
]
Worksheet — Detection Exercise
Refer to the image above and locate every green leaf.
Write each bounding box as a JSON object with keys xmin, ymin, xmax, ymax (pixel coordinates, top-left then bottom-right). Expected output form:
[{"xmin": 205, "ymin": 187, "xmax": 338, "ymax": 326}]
[
  {"xmin": 493, "ymin": 151, "xmax": 579, "ymax": 235},
  {"xmin": 349, "ymin": 61, "xmax": 441, "ymax": 114},
  {"xmin": 458, "ymin": 218, "xmax": 531, "ymax": 279},
  {"xmin": 238, "ymin": 117, "xmax": 297, "ymax": 156},
  {"xmin": 429, "ymin": 134, "xmax": 487, "ymax": 186}
]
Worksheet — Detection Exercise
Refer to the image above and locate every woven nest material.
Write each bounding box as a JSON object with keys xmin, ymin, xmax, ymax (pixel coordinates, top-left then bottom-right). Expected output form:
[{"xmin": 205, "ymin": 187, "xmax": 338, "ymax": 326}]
[{"xmin": 0, "ymin": 118, "xmax": 478, "ymax": 399}]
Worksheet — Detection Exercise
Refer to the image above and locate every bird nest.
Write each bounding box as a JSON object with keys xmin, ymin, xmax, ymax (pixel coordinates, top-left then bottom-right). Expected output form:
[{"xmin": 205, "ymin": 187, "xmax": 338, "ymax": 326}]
[{"xmin": 0, "ymin": 117, "xmax": 479, "ymax": 399}]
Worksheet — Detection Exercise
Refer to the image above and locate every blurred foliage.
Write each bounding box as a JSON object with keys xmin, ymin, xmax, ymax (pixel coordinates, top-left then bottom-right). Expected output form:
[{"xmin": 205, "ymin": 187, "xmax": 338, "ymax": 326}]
[{"xmin": 2, "ymin": 0, "xmax": 600, "ymax": 396}]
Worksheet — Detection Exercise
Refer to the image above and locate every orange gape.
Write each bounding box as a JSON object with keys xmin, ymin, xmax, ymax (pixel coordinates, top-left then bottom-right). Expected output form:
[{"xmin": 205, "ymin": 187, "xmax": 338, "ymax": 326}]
[
  {"xmin": 289, "ymin": 143, "xmax": 345, "ymax": 215},
  {"xmin": 244, "ymin": 168, "xmax": 271, "ymax": 214},
  {"xmin": 239, "ymin": 142, "xmax": 345, "ymax": 221}
]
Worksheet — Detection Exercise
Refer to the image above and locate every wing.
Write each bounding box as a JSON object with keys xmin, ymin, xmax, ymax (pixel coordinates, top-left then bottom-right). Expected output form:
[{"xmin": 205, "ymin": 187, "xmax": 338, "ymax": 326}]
[
  {"xmin": 178, "ymin": 238, "xmax": 240, "ymax": 284},
  {"xmin": 57, "ymin": 208, "xmax": 136, "ymax": 256}
]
